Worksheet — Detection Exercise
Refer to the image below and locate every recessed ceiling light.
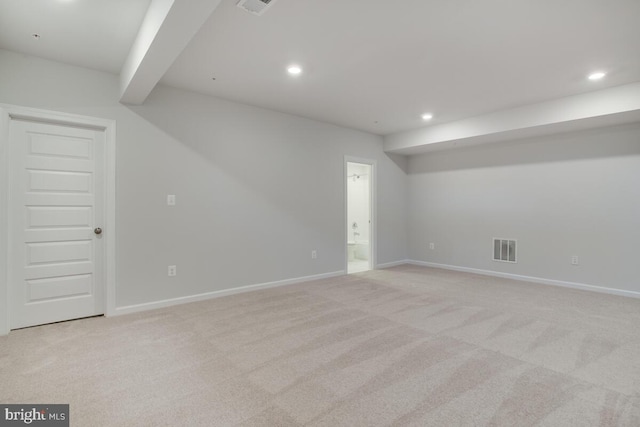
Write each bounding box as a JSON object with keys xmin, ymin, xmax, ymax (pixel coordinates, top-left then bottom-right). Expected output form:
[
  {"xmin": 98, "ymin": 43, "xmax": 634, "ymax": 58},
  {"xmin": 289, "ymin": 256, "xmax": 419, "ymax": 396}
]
[
  {"xmin": 421, "ymin": 113, "xmax": 433, "ymax": 121},
  {"xmin": 287, "ymin": 65, "xmax": 302, "ymax": 75},
  {"xmin": 588, "ymin": 71, "xmax": 606, "ymax": 81}
]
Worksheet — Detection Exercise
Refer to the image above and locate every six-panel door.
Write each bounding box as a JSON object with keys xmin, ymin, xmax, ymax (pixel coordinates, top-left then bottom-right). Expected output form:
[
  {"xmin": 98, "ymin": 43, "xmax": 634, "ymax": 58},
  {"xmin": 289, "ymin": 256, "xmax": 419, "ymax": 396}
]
[{"xmin": 9, "ymin": 119, "xmax": 105, "ymax": 329}]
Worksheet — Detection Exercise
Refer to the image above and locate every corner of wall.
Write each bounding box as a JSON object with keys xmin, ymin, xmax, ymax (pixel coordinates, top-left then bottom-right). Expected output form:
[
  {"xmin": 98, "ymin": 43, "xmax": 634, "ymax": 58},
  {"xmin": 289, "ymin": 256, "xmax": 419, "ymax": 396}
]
[{"xmin": 0, "ymin": 107, "xmax": 10, "ymax": 335}]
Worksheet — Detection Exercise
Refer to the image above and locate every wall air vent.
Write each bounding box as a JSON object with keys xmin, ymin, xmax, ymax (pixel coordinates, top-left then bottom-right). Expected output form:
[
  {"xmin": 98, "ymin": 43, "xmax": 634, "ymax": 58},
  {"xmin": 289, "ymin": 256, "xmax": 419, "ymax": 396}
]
[
  {"xmin": 493, "ymin": 238, "xmax": 517, "ymax": 263},
  {"xmin": 237, "ymin": 0, "xmax": 278, "ymax": 16}
]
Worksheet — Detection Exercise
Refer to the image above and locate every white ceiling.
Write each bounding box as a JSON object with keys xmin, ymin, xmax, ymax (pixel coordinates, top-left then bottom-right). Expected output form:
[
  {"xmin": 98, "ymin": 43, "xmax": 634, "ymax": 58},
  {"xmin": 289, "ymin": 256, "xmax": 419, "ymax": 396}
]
[
  {"xmin": 0, "ymin": 0, "xmax": 150, "ymax": 74},
  {"xmin": 1, "ymin": 0, "xmax": 639, "ymax": 138},
  {"xmin": 161, "ymin": 0, "xmax": 640, "ymax": 135}
]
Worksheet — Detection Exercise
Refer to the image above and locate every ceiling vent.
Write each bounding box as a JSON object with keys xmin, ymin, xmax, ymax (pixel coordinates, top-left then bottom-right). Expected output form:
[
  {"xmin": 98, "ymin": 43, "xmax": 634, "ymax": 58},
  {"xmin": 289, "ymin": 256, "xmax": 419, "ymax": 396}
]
[{"xmin": 237, "ymin": 0, "xmax": 278, "ymax": 16}]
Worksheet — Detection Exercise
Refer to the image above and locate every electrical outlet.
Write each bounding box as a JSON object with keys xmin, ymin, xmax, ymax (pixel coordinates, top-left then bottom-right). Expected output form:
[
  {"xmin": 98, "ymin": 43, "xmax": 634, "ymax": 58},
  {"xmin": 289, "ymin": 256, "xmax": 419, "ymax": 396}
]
[
  {"xmin": 429, "ymin": 243, "xmax": 435, "ymax": 250},
  {"xmin": 571, "ymin": 256, "xmax": 579, "ymax": 266},
  {"xmin": 167, "ymin": 195, "xmax": 176, "ymax": 206},
  {"xmin": 311, "ymin": 250, "xmax": 317, "ymax": 259},
  {"xmin": 168, "ymin": 265, "xmax": 177, "ymax": 276}
]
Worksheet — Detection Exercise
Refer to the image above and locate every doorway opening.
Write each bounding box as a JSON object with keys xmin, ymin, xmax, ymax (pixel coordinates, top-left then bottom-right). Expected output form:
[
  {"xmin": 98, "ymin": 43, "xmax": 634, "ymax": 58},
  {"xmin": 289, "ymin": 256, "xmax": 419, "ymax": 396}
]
[{"xmin": 346, "ymin": 159, "xmax": 375, "ymax": 274}]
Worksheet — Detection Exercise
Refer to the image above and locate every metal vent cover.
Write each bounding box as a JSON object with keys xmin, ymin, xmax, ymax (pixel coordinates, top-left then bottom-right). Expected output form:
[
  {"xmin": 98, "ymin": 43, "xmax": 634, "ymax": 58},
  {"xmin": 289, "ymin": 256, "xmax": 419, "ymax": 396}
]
[
  {"xmin": 493, "ymin": 238, "xmax": 517, "ymax": 263},
  {"xmin": 237, "ymin": 0, "xmax": 278, "ymax": 16}
]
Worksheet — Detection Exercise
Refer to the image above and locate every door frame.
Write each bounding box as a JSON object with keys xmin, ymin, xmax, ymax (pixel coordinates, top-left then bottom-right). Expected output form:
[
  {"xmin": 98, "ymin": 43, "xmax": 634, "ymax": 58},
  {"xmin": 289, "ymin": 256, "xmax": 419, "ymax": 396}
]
[
  {"xmin": 344, "ymin": 156, "xmax": 377, "ymax": 274},
  {"xmin": 0, "ymin": 104, "xmax": 117, "ymax": 335}
]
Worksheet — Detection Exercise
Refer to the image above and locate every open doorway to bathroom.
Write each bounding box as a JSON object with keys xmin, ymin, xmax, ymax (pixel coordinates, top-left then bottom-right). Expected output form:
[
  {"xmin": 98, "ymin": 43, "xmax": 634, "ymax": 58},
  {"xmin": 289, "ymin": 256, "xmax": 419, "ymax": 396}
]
[{"xmin": 345, "ymin": 158, "xmax": 375, "ymax": 274}]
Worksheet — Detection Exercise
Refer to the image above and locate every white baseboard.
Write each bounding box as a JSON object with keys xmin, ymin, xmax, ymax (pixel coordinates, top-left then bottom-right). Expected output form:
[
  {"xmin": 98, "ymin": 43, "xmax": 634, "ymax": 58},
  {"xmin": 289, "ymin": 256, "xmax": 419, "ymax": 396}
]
[
  {"xmin": 407, "ymin": 260, "xmax": 640, "ymax": 299},
  {"xmin": 377, "ymin": 260, "xmax": 410, "ymax": 269},
  {"xmin": 113, "ymin": 270, "xmax": 345, "ymax": 316}
]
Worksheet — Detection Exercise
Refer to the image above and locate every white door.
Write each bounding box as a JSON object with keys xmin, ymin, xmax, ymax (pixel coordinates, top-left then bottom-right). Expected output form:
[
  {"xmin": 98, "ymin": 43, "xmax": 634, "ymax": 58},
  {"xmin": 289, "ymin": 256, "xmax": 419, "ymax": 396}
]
[{"xmin": 9, "ymin": 118, "xmax": 105, "ymax": 329}]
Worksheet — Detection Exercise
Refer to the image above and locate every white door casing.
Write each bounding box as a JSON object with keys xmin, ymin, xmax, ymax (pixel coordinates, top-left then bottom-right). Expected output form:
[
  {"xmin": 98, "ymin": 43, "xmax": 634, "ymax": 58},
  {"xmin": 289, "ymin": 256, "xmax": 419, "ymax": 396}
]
[{"xmin": 0, "ymin": 106, "xmax": 116, "ymax": 334}]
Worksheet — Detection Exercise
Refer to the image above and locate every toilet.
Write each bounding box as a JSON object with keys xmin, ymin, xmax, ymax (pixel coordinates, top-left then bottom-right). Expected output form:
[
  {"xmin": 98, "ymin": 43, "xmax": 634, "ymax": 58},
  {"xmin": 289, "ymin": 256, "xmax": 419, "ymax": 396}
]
[{"xmin": 347, "ymin": 241, "xmax": 357, "ymax": 261}]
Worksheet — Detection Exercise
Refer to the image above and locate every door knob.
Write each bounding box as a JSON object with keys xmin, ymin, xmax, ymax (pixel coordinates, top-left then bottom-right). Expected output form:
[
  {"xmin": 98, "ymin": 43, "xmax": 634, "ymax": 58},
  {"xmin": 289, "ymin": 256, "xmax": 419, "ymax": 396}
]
[{"xmin": 94, "ymin": 228, "xmax": 102, "ymax": 235}]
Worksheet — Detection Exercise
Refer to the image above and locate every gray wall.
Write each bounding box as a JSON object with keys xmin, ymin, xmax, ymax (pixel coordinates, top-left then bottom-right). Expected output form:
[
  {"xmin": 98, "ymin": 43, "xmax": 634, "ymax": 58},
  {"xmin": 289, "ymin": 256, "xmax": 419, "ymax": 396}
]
[
  {"xmin": 407, "ymin": 123, "xmax": 640, "ymax": 293},
  {"xmin": 3, "ymin": 47, "xmax": 637, "ymax": 305},
  {"xmin": 0, "ymin": 49, "xmax": 408, "ymax": 308}
]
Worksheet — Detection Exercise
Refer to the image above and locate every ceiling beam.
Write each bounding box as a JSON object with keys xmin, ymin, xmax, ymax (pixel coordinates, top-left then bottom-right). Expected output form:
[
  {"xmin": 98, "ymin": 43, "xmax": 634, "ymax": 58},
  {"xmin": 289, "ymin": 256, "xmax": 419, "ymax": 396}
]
[
  {"xmin": 119, "ymin": 0, "xmax": 222, "ymax": 105},
  {"xmin": 384, "ymin": 82, "xmax": 640, "ymax": 155}
]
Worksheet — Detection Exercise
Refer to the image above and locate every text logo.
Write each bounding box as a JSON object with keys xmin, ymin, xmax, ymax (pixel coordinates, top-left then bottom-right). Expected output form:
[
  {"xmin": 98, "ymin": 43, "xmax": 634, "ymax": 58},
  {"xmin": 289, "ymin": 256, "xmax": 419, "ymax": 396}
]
[{"xmin": 0, "ymin": 405, "xmax": 68, "ymax": 427}]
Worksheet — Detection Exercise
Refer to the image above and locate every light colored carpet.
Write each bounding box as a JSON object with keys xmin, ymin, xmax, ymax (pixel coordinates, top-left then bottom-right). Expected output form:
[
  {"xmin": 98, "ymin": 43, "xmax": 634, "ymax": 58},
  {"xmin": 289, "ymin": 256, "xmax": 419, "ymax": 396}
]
[{"xmin": 1, "ymin": 265, "xmax": 640, "ymax": 426}]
